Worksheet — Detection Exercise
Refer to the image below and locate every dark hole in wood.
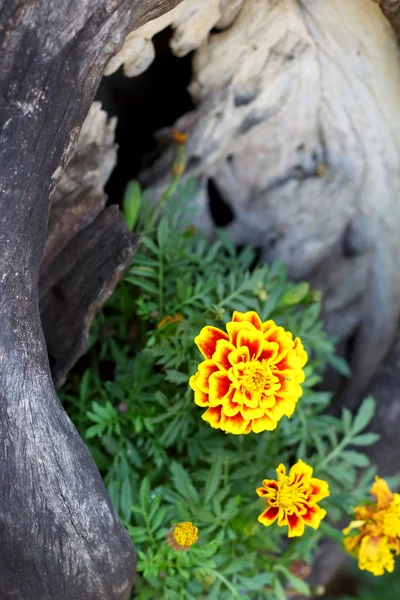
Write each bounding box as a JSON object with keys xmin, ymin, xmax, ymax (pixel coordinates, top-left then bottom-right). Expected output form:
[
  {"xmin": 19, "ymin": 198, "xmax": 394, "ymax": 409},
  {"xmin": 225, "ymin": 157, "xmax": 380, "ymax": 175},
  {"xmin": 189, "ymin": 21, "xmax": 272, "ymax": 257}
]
[
  {"xmin": 186, "ymin": 155, "xmax": 202, "ymax": 171},
  {"xmin": 207, "ymin": 178, "xmax": 235, "ymax": 226},
  {"xmin": 95, "ymin": 27, "xmax": 194, "ymax": 205}
]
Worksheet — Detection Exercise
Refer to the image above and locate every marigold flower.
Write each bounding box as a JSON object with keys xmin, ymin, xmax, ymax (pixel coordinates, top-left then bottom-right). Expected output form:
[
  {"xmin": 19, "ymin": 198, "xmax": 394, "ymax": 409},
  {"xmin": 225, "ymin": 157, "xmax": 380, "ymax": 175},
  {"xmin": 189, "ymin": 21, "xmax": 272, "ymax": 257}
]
[
  {"xmin": 358, "ymin": 535, "xmax": 396, "ymax": 576},
  {"xmin": 172, "ymin": 131, "xmax": 188, "ymax": 145},
  {"xmin": 256, "ymin": 459, "xmax": 329, "ymax": 537},
  {"xmin": 157, "ymin": 314, "xmax": 183, "ymax": 329},
  {"xmin": 343, "ymin": 476, "xmax": 400, "ymax": 575},
  {"xmin": 167, "ymin": 521, "xmax": 198, "ymax": 552},
  {"xmin": 189, "ymin": 311, "xmax": 307, "ymax": 434}
]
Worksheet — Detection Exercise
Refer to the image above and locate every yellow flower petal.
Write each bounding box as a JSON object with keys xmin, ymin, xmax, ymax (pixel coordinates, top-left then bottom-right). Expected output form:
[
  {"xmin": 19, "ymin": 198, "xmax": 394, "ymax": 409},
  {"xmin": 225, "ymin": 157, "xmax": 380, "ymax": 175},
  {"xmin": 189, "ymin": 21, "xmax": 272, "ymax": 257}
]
[
  {"xmin": 251, "ymin": 413, "xmax": 278, "ymax": 433},
  {"xmin": 359, "ymin": 535, "xmax": 395, "ymax": 576},
  {"xmin": 195, "ymin": 326, "xmax": 229, "ymax": 359},
  {"xmin": 213, "ymin": 339, "xmax": 236, "ymax": 371},
  {"xmin": 371, "ymin": 477, "xmax": 393, "ymax": 510},
  {"xmin": 208, "ymin": 372, "xmax": 231, "ymax": 405},
  {"xmin": 202, "ymin": 406, "xmax": 223, "ymax": 429},
  {"xmin": 220, "ymin": 412, "xmax": 251, "ymax": 435},
  {"xmin": 232, "ymin": 310, "xmax": 263, "ymax": 331},
  {"xmin": 236, "ymin": 328, "xmax": 264, "ymax": 360}
]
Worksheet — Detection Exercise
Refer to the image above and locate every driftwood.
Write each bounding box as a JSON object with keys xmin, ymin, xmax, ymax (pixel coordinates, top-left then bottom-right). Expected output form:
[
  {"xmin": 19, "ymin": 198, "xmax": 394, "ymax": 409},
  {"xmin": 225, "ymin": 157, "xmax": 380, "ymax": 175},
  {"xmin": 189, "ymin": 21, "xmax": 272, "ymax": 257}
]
[
  {"xmin": 0, "ymin": 0, "xmax": 183, "ymax": 598},
  {"xmin": 376, "ymin": 0, "xmax": 400, "ymax": 39},
  {"xmin": 39, "ymin": 102, "xmax": 137, "ymax": 388},
  {"xmin": 117, "ymin": 0, "xmax": 400, "ymax": 410}
]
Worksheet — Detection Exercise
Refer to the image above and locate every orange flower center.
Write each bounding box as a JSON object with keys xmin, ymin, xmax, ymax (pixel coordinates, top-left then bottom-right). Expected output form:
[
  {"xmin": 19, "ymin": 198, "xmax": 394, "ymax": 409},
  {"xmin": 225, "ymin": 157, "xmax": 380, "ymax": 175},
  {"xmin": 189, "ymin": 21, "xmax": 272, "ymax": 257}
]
[{"xmin": 232, "ymin": 360, "xmax": 275, "ymax": 394}]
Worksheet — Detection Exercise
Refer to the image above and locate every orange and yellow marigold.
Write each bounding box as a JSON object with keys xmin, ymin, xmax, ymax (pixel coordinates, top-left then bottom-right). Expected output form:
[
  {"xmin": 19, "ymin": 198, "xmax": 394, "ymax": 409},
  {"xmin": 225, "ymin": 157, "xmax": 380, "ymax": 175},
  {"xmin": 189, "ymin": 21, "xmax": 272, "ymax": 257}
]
[
  {"xmin": 189, "ymin": 311, "xmax": 307, "ymax": 434},
  {"xmin": 256, "ymin": 459, "xmax": 329, "ymax": 537},
  {"xmin": 343, "ymin": 477, "xmax": 400, "ymax": 576}
]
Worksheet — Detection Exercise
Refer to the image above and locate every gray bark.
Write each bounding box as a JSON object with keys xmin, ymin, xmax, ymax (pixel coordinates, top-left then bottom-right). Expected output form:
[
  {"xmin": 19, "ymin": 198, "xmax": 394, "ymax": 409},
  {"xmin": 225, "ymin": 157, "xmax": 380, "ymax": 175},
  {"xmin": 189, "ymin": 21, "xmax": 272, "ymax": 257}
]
[{"xmin": 0, "ymin": 0, "xmax": 183, "ymax": 598}]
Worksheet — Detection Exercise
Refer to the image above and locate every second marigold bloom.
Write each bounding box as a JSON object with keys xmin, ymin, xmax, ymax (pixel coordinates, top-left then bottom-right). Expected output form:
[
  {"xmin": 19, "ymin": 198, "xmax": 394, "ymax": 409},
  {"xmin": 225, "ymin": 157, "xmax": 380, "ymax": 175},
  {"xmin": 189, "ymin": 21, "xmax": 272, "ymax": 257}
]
[
  {"xmin": 189, "ymin": 311, "xmax": 307, "ymax": 435},
  {"xmin": 256, "ymin": 459, "xmax": 329, "ymax": 537}
]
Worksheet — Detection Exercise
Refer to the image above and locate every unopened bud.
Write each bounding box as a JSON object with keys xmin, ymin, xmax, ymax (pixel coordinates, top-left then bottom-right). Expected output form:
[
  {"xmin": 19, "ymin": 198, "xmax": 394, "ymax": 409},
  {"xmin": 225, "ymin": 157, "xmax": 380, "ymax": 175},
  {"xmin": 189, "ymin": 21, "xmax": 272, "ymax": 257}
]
[
  {"xmin": 195, "ymin": 568, "xmax": 216, "ymax": 586},
  {"xmin": 117, "ymin": 402, "xmax": 129, "ymax": 414},
  {"xmin": 122, "ymin": 180, "xmax": 142, "ymax": 231},
  {"xmin": 289, "ymin": 559, "xmax": 311, "ymax": 579},
  {"xmin": 312, "ymin": 584, "xmax": 325, "ymax": 597}
]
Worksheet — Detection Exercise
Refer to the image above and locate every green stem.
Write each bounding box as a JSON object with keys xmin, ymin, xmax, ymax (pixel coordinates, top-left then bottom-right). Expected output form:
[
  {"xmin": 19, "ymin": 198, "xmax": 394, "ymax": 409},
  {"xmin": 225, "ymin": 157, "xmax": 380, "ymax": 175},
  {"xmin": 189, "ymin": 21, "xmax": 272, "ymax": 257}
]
[
  {"xmin": 143, "ymin": 511, "xmax": 155, "ymax": 545},
  {"xmin": 150, "ymin": 173, "xmax": 182, "ymax": 229},
  {"xmin": 211, "ymin": 571, "xmax": 240, "ymax": 599},
  {"xmin": 316, "ymin": 434, "xmax": 350, "ymax": 471},
  {"xmin": 158, "ymin": 251, "xmax": 164, "ymax": 315}
]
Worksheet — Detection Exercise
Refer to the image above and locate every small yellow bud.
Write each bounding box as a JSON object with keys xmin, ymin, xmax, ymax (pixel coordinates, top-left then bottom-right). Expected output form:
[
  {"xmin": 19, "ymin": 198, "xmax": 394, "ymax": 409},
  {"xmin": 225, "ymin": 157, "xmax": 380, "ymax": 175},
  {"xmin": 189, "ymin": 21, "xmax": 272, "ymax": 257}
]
[{"xmin": 167, "ymin": 522, "xmax": 198, "ymax": 552}]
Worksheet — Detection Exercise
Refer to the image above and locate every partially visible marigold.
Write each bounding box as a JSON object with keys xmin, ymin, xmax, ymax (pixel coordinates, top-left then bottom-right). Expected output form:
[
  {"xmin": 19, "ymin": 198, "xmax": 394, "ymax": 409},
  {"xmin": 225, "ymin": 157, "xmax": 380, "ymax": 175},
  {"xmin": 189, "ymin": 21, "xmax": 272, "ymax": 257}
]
[
  {"xmin": 189, "ymin": 311, "xmax": 307, "ymax": 434},
  {"xmin": 172, "ymin": 131, "xmax": 188, "ymax": 145},
  {"xmin": 157, "ymin": 314, "xmax": 183, "ymax": 329},
  {"xmin": 289, "ymin": 559, "xmax": 312, "ymax": 579},
  {"xmin": 343, "ymin": 477, "xmax": 400, "ymax": 576},
  {"xmin": 256, "ymin": 459, "xmax": 329, "ymax": 537},
  {"xmin": 167, "ymin": 521, "xmax": 198, "ymax": 552}
]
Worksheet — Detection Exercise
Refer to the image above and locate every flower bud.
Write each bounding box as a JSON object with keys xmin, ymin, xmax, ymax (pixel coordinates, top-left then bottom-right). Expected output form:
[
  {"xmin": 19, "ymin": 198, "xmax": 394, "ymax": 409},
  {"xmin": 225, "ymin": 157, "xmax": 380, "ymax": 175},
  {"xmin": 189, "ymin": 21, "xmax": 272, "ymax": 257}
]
[
  {"xmin": 195, "ymin": 568, "xmax": 216, "ymax": 586},
  {"xmin": 289, "ymin": 559, "xmax": 311, "ymax": 579},
  {"xmin": 167, "ymin": 522, "xmax": 198, "ymax": 552}
]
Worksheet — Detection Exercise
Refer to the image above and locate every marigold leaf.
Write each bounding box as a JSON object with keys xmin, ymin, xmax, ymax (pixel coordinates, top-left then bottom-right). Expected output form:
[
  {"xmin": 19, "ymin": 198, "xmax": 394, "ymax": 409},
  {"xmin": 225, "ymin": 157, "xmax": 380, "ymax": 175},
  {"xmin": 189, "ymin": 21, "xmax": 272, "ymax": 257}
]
[
  {"xmin": 279, "ymin": 282, "xmax": 310, "ymax": 307},
  {"xmin": 165, "ymin": 369, "xmax": 189, "ymax": 385},
  {"xmin": 120, "ymin": 478, "xmax": 133, "ymax": 522},
  {"xmin": 204, "ymin": 457, "xmax": 224, "ymax": 505},
  {"xmin": 150, "ymin": 506, "xmax": 166, "ymax": 531},
  {"xmin": 326, "ymin": 353, "xmax": 351, "ymax": 377},
  {"xmin": 79, "ymin": 370, "xmax": 91, "ymax": 402},
  {"xmin": 351, "ymin": 396, "xmax": 375, "ymax": 435},
  {"xmin": 126, "ymin": 526, "xmax": 148, "ymax": 544},
  {"xmin": 85, "ymin": 423, "xmax": 105, "ymax": 439},
  {"xmin": 125, "ymin": 275, "xmax": 159, "ymax": 295},
  {"xmin": 122, "ymin": 180, "xmax": 142, "ymax": 231},
  {"xmin": 273, "ymin": 575, "xmax": 287, "ymax": 600},
  {"xmin": 141, "ymin": 235, "xmax": 160, "ymax": 255},
  {"xmin": 170, "ymin": 462, "xmax": 200, "ymax": 506},
  {"xmin": 139, "ymin": 476, "xmax": 151, "ymax": 514},
  {"xmin": 341, "ymin": 450, "xmax": 370, "ymax": 467},
  {"xmin": 351, "ymin": 433, "xmax": 380, "ymax": 446},
  {"xmin": 207, "ymin": 579, "xmax": 221, "ymax": 600},
  {"xmin": 276, "ymin": 565, "xmax": 311, "ymax": 596},
  {"xmin": 107, "ymin": 481, "xmax": 119, "ymax": 512},
  {"xmin": 342, "ymin": 408, "xmax": 352, "ymax": 434},
  {"xmin": 239, "ymin": 573, "xmax": 274, "ymax": 590}
]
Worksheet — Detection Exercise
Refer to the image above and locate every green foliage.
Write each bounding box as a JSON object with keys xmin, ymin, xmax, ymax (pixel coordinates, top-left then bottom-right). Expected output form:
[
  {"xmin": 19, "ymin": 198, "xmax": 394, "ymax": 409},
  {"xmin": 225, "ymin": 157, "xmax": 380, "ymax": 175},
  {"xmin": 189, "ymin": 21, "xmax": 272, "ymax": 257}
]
[
  {"xmin": 61, "ymin": 179, "xmax": 380, "ymax": 599},
  {"xmin": 335, "ymin": 564, "xmax": 400, "ymax": 600}
]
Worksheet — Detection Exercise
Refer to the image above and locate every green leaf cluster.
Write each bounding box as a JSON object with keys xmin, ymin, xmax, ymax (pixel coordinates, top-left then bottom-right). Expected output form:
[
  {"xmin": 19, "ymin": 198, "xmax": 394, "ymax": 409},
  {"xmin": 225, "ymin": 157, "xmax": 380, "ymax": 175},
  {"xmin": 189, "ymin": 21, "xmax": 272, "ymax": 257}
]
[{"xmin": 61, "ymin": 179, "xmax": 380, "ymax": 599}]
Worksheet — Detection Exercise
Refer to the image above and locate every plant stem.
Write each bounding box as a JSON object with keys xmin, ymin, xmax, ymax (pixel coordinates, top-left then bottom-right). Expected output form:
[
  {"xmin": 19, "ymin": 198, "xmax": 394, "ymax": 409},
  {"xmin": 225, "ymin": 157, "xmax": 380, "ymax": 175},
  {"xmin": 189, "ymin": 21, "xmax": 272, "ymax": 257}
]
[
  {"xmin": 211, "ymin": 571, "xmax": 240, "ymax": 599},
  {"xmin": 316, "ymin": 434, "xmax": 350, "ymax": 471},
  {"xmin": 158, "ymin": 252, "xmax": 164, "ymax": 315}
]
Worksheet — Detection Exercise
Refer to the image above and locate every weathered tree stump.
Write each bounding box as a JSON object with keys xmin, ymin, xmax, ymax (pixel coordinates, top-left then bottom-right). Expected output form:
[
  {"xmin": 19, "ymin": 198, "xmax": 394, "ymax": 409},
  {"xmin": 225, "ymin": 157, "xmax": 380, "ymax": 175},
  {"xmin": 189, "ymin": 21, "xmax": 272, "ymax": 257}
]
[
  {"xmin": 0, "ymin": 0, "xmax": 182, "ymax": 598},
  {"xmin": 39, "ymin": 102, "xmax": 139, "ymax": 388}
]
